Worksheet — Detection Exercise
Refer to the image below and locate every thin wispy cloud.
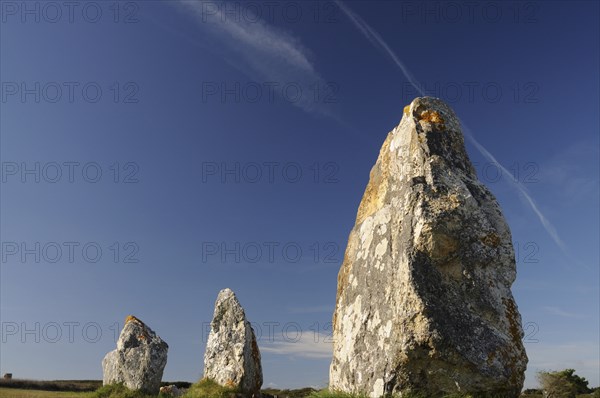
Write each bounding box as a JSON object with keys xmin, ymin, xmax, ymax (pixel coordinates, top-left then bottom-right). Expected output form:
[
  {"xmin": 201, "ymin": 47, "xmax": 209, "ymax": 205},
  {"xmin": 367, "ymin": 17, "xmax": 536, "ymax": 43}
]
[
  {"xmin": 542, "ymin": 306, "xmax": 587, "ymax": 319},
  {"xmin": 261, "ymin": 333, "xmax": 333, "ymax": 359},
  {"xmin": 514, "ymin": 280, "xmax": 598, "ymax": 294},
  {"xmin": 175, "ymin": 1, "xmax": 338, "ymax": 118},
  {"xmin": 335, "ymin": 0, "xmax": 568, "ymax": 255},
  {"xmin": 525, "ymin": 342, "xmax": 600, "ymax": 388},
  {"xmin": 287, "ymin": 304, "xmax": 335, "ymax": 314},
  {"xmin": 461, "ymin": 125, "xmax": 568, "ymax": 254},
  {"xmin": 538, "ymin": 140, "xmax": 600, "ymax": 203}
]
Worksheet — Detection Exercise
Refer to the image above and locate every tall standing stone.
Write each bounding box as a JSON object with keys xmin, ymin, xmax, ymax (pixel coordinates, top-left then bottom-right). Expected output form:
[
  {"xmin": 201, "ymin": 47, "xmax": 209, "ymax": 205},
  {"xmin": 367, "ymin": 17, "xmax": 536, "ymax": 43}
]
[
  {"xmin": 203, "ymin": 288, "xmax": 262, "ymax": 395},
  {"xmin": 102, "ymin": 315, "xmax": 168, "ymax": 394},
  {"xmin": 330, "ymin": 97, "xmax": 527, "ymax": 397}
]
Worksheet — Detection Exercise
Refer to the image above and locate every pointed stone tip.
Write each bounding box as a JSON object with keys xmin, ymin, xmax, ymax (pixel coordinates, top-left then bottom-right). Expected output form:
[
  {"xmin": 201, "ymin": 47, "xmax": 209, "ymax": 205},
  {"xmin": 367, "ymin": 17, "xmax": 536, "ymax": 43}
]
[
  {"xmin": 218, "ymin": 288, "xmax": 235, "ymax": 298},
  {"xmin": 214, "ymin": 288, "xmax": 245, "ymax": 317},
  {"xmin": 403, "ymin": 96, "xmax": 450, "ymax": 115},
  {"xmin": 125, "ymin": 315, "xmax": 144, "ymax": 325},
  {"xmin": 216, "ymin": 288, "xmax": 241, "ymax": 307},
  {"xmin": 402, "ymin": 97, "xmax": 460, "ymax": 133}
]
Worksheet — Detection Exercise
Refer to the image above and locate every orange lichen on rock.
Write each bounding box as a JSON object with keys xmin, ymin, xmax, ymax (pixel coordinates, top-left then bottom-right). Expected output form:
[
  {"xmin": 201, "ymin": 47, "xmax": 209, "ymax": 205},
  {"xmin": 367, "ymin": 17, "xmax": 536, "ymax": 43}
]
[
  {"xmin": 501, "ymin": 297, "xmax": 526, "ymax": 385},
  {"xmin": 403, "ymin": 104, "xmax": 411, "ymax": 116},
  {"xmin": 355, "ymin": 133, "xmax": 392, "ymax": 225},
  {"xmin": 502, "ymin": 297, "xmax": 523, "ymax": 348},
  {"xmin": 125, "ymin": 315, "xmax": 144, "ymax": 325},
  {"xmin": 481, "ymin": 232, "xmax": 501, "ymax": 248},
  {"xmin": 419, "ymin": 110, "xmax": 444, "ymax": 124}
]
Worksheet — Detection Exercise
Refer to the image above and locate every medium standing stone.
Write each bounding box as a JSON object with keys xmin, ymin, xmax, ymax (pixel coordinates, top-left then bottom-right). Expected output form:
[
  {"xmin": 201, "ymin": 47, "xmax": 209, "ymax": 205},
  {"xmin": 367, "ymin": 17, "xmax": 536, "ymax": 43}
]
[
  {"xmin": 330, "ymin": 97, "xmax": 528, "ymax": 397},
  {"xmin": 203, "ymin": 288, "xmax": 262, "ymax": 395}
]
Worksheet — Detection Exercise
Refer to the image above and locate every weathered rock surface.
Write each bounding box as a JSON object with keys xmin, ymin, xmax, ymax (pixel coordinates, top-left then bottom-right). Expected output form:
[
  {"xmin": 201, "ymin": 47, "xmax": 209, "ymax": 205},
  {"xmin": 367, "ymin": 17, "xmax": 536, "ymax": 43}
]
[
  {"xmin": 159, "ymin": 385, "xmax": 185, "ymax": 397},
  {"xmin": 102, "ymin": 315, "xmax": 168, "ymax": 394},
  {"xmin": 203, "ymin": 288, "xmax": 262, "ymax": 395},
  {"xmin": 330, "ymin": 97, "xmax": 527, "ymax": 397}
]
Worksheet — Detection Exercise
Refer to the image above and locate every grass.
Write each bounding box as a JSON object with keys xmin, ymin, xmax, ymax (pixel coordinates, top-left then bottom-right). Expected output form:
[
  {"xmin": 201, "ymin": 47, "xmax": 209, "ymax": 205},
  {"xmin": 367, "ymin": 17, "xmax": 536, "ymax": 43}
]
[
  {"xmin": 180, "ymin": 378, "xmax": 237, "ymax": 398},
  {"xmin": 305, "ymin": 391, "xmax": 600, "ymax": 398},
  {"xmin": 2, "ymin": 382, "xmax": 598, "ymax": 398},
  {"xmin": 307, "ymin": 389, "xmax": 369, "ymax": 398},
  {"xmin": 305, "ymin": 390, "xmax": 435, "ymax": 398},
  {"xmin": 305, "ymin": 390, "xmax": 535, "ymax": 398},
  {"xmin": 93, "ymin": 383, "xmax": 166, "ymax": 398},
  {"xmin": 305, "ymin": 389, "xmax": 477, "ymax": 398},
  {"xmin": 0, "ymin": 387, "xmax": 95, "ymax": 398},
  {"xmin": 0, "ymin": 379, "xmax": 102, "ymax": 392},
  {"xmin": 262, "ymin": 387, "xmax": 317, "ymax": 397}
]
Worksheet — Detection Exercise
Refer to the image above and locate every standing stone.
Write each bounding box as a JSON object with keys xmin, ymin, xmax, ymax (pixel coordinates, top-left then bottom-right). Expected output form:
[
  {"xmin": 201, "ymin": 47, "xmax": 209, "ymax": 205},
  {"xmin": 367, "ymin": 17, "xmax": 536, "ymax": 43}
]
[
  {"xmin": 330, "ymin": 97, "xmax": 527, "ymax": 397},
  {"xmin": 203, "ymin": 288, "xmax": 262, "ymax": 395},
  {"xmin": 102, "ymin": 315, "xmax": 168, "ymax": 394}
]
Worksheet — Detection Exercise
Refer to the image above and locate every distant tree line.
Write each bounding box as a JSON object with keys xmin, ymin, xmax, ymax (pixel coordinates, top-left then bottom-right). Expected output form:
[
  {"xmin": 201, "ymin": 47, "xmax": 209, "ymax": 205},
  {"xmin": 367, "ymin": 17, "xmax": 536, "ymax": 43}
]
[{"xmin": 534, "ymin": 369, "xmax": 598, "ymax": 398}]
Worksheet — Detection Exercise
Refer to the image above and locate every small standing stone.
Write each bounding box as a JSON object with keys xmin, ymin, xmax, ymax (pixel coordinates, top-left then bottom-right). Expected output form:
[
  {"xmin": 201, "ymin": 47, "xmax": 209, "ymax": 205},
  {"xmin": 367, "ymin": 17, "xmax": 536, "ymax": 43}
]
[{"xmin": 102, "ymin": 315, "xmax": 168, "ymax": 394}]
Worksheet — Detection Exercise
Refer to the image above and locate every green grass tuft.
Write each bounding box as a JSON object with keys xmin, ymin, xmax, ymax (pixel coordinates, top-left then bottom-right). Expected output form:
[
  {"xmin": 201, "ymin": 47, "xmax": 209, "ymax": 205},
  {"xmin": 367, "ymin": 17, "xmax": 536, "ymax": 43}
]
[
  {"xmin": 181, "ymin": 378, "xmax": 238, "ymax": 398},
  {"xmin": 262, "ymin": 387, "xmax": 317, "ymax": 397},
  {"xmin": 305, "ymin": 390, "xmax": 511, "ymax": 398},
  {"xmin": 307, "ymin": 389, "xmax": 369, "ymax": 398},
  {"xmin": 93, "ymin": 383, "xmax": 167, "ymax": 398}
]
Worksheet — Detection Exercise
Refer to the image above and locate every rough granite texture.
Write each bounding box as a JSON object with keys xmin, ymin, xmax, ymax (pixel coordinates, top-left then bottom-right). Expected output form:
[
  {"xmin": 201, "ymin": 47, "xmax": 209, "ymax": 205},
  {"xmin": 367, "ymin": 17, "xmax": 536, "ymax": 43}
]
[
  {"xmin": 329, "ymin": 97, "xmax": 528, "ymax": 397},
  {"xmin": 102, "ymin": 316, "xmax": 168, "ymax": 394},
  {"xmin": 203, "ymin": 288, "xmax": 263, "ymax": 395}
]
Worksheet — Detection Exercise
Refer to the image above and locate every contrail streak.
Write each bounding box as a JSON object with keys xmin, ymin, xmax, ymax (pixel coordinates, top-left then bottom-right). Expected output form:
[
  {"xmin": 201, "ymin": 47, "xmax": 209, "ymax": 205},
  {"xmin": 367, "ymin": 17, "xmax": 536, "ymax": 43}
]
[
  {"xmin": 461, "ymin": 124, "xmax": 568, "ymax": 253},
  {"xmin": 334, "ymin": 0, "xmax": 424, "ymax": 96},
  {"xmin": 335, "ymin": 0, "xmax": 568, "ymax": 254}
]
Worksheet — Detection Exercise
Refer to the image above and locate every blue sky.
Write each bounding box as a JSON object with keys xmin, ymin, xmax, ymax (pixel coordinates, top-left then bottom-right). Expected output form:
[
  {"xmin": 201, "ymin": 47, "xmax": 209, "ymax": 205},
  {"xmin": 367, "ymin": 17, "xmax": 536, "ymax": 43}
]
[{"xmin": 1, "ymin": 0, "xmax": 598, "ymax": 390}]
